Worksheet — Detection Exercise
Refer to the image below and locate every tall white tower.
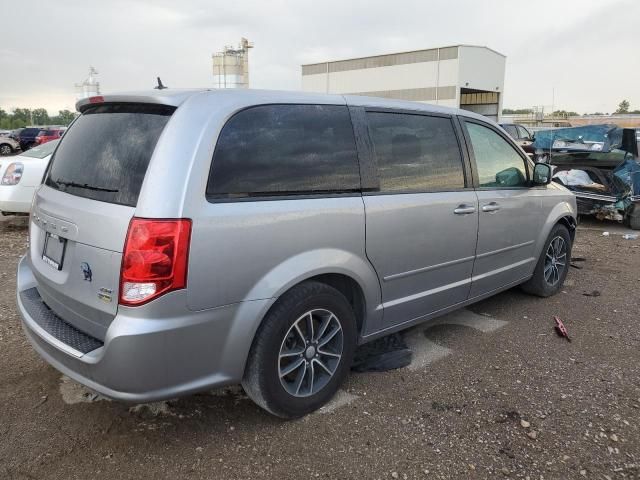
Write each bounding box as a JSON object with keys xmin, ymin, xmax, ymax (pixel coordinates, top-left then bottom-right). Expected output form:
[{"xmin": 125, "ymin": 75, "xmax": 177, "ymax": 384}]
[
  {"xmin": 212, "ymin": 38, "xmax": 254, "ymax": 89},
  {"xmin": 75, "ymin": 67, "xmax": 101, "ymax": 100}
]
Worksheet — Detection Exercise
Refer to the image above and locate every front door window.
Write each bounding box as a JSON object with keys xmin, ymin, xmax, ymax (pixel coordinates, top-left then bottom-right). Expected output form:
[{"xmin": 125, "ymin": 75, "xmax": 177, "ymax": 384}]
[{"xmin": 466, "ymin": 122, "xmax": 528, "ymax": 188}]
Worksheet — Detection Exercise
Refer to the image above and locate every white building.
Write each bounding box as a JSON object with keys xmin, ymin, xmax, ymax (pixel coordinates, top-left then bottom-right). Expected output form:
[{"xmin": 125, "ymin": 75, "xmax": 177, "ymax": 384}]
[{"xmin": 301, "ymin": 45, "xmax": 505, "ymax": 122}]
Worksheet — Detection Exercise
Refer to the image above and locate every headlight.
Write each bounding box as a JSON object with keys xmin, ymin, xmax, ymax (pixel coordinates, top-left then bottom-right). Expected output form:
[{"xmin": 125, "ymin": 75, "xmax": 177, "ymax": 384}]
[{"xmin": 1, "ymin": 162, "xmax": 24, "ymax": 185}]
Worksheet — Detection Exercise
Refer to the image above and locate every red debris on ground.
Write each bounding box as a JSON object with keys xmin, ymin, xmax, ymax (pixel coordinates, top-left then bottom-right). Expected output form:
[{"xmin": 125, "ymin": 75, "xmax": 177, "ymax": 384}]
[{"xmin": 554, "ymin": 315, "xmax": 571, "ymax": 342}]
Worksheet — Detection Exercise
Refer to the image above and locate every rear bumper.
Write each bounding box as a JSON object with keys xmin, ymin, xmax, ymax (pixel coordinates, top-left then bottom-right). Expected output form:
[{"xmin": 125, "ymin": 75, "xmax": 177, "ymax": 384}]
[{"xmin": 17, "ymin": 255, "xmax": 270, "ymax": 402}]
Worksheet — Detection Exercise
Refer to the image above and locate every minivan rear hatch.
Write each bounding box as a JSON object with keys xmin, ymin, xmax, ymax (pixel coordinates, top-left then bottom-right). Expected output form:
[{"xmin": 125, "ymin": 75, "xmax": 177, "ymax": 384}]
[{"xmin": 29, "ymin": 102, "xmax": 175, "ymax": 340}]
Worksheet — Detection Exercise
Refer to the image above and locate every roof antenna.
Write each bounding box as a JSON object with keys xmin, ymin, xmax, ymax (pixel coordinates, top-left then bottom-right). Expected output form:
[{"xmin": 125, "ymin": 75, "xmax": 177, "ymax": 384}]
[{"xmin": 155, "ymin": 77, "xmax": 167, "ymax": 90}]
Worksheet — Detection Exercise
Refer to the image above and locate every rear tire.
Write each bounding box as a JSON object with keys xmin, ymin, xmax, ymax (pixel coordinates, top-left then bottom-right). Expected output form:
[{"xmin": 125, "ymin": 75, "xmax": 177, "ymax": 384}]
[
  {"xmin": 521, "ymin": 223, "xmax": 572, "ymax": 297},
  {"xmin": 242, "ymin": 281, "xmax": 356, "ymax": 419},
  {"xmin": 0, "ymin": 143, "xmax": 12, "ymax": 156}
]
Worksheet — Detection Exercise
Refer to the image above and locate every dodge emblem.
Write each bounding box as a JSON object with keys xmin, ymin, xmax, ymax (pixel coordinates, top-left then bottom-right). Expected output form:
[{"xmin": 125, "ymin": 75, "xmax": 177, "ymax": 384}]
[{"xmin": 80, "ymin": 262, "xmax": 92, "ymax": 282}]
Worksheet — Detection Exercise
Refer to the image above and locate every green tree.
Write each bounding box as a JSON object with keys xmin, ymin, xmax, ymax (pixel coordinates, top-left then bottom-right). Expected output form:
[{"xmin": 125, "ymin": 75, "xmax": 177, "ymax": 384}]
[
  {"xmin": 11, "ymin": 108, "xmax": 32, "ymax": 124},
  {"xmin": 51, "ymin": 109, "xmax": 77, "ymax": 126},
  {"xmin": 616, "ymin": 100, "xmax": 630, "ymax": 114},
  {"xmin": 31, "ymin": 108, "xmax": 50, "ymax": 126},
  {"xmin": 0, "ymin": 109, "xmax": 9, "ymax": 130},
  {"xmin": 0, "ymin": 106, "xmax": 78, "ymax": 129},
  {"xmin": 12, "ymin": 117, "xmax": 28, "ymax": 128},
  {"xmin": 552, "ymin": 110, "xmax": 579, "ymax": 117}
]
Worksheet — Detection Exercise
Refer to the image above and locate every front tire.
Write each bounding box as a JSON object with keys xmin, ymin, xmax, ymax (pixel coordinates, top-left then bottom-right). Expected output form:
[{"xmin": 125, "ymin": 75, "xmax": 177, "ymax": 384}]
[
  {"xmin": 521, "ymin": 223, "xmax": 572, "ymax": 297},
  {"xmin": 242, "ymin": 281, "xmax": 357, "ymax": 418}
]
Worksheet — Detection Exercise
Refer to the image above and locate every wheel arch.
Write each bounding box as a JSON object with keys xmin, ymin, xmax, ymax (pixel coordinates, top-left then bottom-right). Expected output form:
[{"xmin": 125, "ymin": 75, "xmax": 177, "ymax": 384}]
[
  {"xmin": 536, "ymin": 201, "xmax": 578, "ymax": 249},
  {"xmin": 243, "ymin": 248, "xmax": 381, "ymax": 332},
  {"xmin": 533, "ymin": 201, "xmax": 577, "ymax": 261},
  {"xmin": 302, "ymin": 273, "xmax": 367, "ymax": 335},
  {"xmin": 224, "ymin": 249, "xmax": 382, "ymax": 381},
  {"xmin": 558, "ymin": 214, "xmax": 577, "ymax": 241}
]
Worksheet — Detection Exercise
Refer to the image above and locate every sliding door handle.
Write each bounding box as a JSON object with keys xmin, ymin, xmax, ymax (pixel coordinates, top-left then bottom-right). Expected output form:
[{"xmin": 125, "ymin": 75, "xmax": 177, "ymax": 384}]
[
  {"xmin": 454, "ymin": 205, "xmax": 476, "ymax": 215},
  {"xmin": 482, "ymin": 202, "xmax": 501, "ymax": 212}
]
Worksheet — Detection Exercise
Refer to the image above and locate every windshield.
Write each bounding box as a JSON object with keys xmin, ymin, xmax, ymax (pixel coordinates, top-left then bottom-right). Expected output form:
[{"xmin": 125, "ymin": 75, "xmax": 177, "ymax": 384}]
[
  {"xmin": 44, "ymin": 103, "xmax": 174, "ymax": 207},
  {"xmin": 20, "ymin": 139, "xmax": 59, "ymax": 159}
]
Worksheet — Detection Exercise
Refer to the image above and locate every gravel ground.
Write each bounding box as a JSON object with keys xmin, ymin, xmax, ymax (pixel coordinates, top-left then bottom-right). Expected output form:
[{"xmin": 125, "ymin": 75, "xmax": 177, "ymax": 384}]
[{"xmin": 0, "ymin": 218, "xmax": 639, "ymax": 480}]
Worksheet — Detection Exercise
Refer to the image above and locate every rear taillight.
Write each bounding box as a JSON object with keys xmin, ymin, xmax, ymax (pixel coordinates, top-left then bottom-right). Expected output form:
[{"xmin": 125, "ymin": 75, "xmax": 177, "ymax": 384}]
[
  {"xmin": 1, "ymin": 162, "xmax": 24, "ymax": 185},
  {"xmin": 119, "ymin": 218, "xmax": 192, "ymax": 306}
]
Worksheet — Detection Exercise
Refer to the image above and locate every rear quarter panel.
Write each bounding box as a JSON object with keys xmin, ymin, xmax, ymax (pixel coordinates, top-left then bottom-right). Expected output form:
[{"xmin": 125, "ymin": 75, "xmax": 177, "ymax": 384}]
[{"xmin": 185, "ymin": 197, "xmax": 382, "ymax": 333}]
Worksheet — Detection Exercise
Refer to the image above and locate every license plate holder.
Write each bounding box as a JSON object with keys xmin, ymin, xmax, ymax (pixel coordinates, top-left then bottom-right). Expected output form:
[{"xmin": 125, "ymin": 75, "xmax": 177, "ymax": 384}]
[{"xmin": 42, "ymin": 232, "xmax": 66, "ymax": 270}]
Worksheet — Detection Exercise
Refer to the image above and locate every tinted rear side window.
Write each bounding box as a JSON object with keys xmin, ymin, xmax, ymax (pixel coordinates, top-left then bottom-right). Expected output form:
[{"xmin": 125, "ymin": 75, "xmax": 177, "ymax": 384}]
[
  {"xmin": 45, "ymin": 103, "xmax": 174, "ymax": 207},
  {"xmin": 367, "ymin": 112, "xmax": 465, "ymax": 192},
  {"xmin": 207, "ymin": 104, "xmax": 360, "ymax": 198}
]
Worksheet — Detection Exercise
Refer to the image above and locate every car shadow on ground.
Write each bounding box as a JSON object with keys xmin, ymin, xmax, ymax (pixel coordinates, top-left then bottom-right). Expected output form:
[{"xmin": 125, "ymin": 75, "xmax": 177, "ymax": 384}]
[{"xmin": 51, "ymin": 290, "xmax": 523, "ymax": 433}]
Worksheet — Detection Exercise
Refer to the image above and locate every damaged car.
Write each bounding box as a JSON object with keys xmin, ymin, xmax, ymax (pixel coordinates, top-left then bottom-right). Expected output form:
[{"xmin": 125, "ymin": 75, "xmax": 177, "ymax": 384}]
[{"xmin": 533, "ymin": 125, "xmax": 640, "ymax": 229}]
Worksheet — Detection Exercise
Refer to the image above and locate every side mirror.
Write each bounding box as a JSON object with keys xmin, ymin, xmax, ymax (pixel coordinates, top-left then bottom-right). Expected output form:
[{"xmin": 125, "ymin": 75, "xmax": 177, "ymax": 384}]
[{"xmin": 533, "ymin": 162, "xmax": 552, "ymax": 185}]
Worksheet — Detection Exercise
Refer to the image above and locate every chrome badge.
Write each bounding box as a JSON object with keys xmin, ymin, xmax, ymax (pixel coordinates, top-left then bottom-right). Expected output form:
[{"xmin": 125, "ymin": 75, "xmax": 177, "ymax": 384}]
[{"xmin": 98, "ymin": 287, "xmax": 113, "ymax": 303}]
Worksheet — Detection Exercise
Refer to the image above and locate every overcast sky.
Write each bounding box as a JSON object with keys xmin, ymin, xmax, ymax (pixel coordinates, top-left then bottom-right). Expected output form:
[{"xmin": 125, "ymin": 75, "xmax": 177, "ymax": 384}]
[{"xmin": 1, "ymin": 0, "xmax": 639, "ymax": 115}]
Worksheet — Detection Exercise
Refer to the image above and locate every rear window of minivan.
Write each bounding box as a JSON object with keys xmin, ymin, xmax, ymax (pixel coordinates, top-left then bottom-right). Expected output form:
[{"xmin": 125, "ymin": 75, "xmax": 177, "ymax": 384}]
[{"xmin": 44, "ymin": 103, "xmax": 175, "ymax": 207}]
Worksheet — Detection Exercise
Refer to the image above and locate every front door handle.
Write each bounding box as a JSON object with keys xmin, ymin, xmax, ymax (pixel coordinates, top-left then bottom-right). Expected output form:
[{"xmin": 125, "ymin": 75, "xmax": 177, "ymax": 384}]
[
  {"xmin": 482, "ymin": 202, "xmax": 501, "ymax": 213},
  {"xmin": 454, "ymin": 205, "xmax": 476, "ymax": 215}
]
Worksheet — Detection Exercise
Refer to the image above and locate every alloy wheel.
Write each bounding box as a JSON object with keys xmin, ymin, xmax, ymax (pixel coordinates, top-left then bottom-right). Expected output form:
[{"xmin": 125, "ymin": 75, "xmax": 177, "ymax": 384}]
[
  {"xmin": 544, "ymin": 235, "xmax": 567, "ymax": 286},
  {"xmin": 278, "ymin": 309, "xmax": 343, "ymax": 398}
]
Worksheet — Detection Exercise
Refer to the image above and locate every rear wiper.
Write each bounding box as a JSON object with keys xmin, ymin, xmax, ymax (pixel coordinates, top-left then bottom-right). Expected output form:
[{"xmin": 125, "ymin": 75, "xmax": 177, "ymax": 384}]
[{"xmin": 54, "ymin": 178, "xmax": 119, "ymax": 193}]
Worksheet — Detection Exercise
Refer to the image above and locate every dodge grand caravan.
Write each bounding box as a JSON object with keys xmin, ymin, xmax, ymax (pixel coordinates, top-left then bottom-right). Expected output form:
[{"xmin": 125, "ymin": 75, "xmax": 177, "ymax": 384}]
[{"xmin": 17, "ymin": 89, "xmax": 577, "ymax": 418}]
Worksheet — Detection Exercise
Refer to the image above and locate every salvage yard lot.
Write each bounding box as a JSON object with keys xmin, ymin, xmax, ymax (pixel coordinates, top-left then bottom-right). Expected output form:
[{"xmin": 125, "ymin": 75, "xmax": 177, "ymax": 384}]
[{"xmin": 1, "ymin": 218, "xmax": 639, "ymax": 479}]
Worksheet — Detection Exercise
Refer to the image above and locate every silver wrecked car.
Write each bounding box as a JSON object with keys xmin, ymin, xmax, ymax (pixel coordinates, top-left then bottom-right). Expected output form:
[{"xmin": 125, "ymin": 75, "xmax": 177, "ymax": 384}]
[{"xmin": 17, "ymin": 89, "xmax": 577, "ymax": 418}]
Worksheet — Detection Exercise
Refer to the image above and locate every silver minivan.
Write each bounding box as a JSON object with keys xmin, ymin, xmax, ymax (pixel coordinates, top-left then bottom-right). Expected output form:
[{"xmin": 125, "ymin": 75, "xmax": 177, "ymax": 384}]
[{"xmin": 17, "ymin": 89, "xmax": 576, "ymax": 418}]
